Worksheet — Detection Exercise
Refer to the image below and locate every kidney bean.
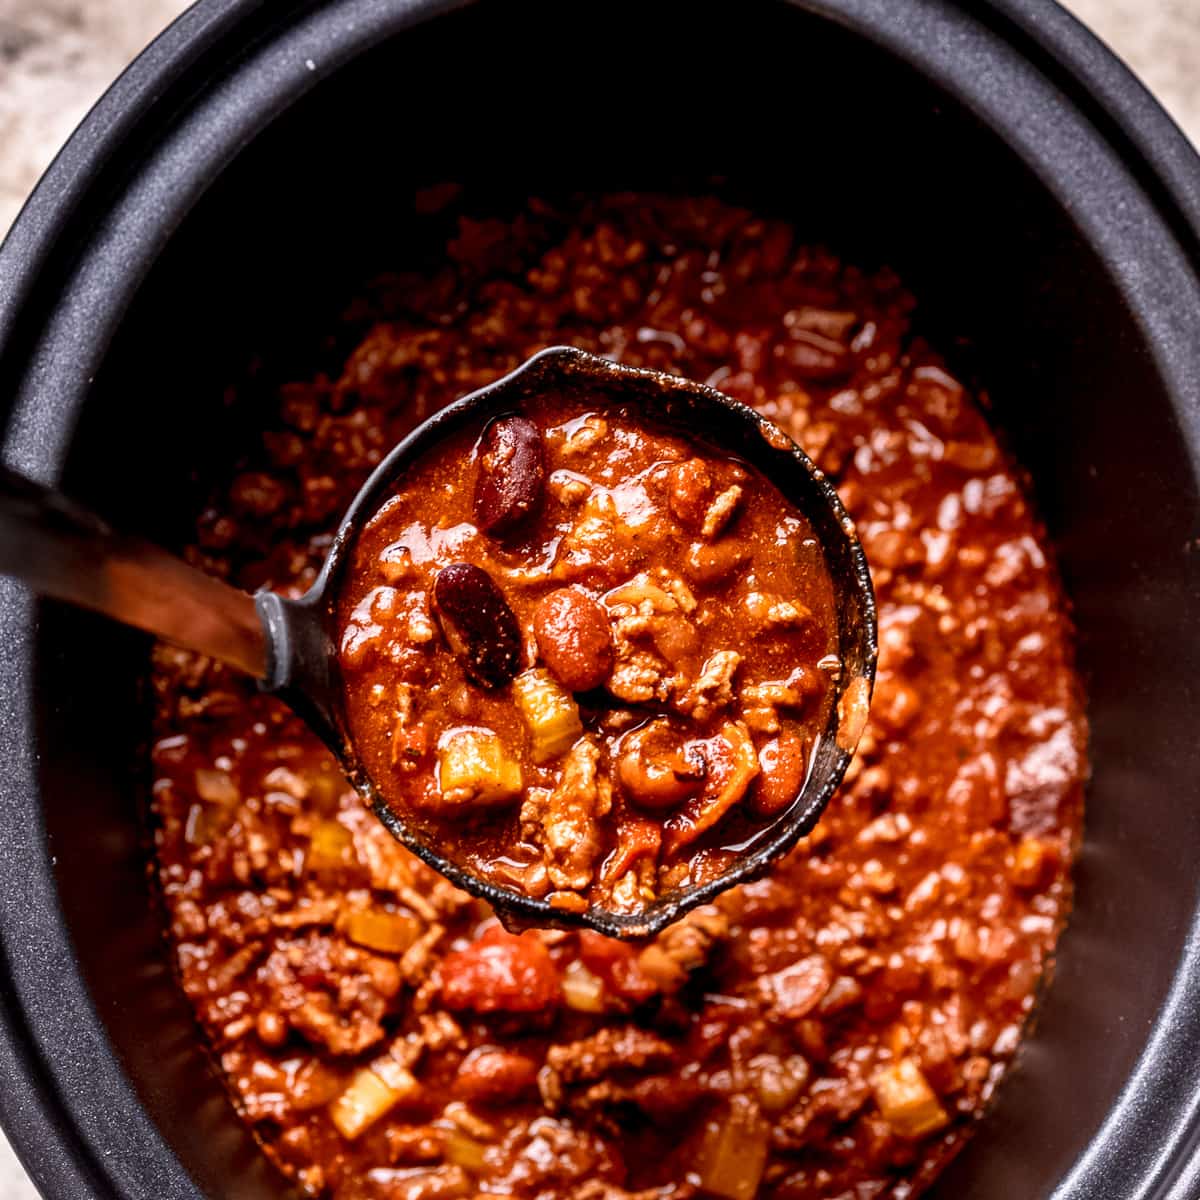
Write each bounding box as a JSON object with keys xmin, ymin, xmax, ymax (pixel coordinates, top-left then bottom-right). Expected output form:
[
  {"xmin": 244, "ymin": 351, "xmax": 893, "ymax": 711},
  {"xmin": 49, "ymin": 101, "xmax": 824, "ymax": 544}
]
[
  {"xmin": 532, "ymin": 587, "xmax": 614, "ymax": 692},
  {"xmin": 473, "ymin": 415, "xmax": 545, "ymax": 535},
  {"xmin": 666, "ymin": 458, "xmax": 715, "ymax": 528},
  {"xmin": 750, "ymin": 729, "xmax": 808, "ymax": 816},
  {"xmin": 629, "ymin": 1074, "xmax": 709, "ymax": 1124},
  {"xmin": 432, "ymin": 563, "xmax": 522, "ymax": 689},
  {"xmin": 453, "ymin": 1048, "xmax": 539, "ymax": 1104}
]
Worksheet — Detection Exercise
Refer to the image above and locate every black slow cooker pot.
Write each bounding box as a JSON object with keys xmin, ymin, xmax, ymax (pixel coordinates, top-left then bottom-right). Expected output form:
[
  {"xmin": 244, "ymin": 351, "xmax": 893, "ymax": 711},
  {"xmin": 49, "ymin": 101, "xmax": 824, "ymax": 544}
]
[{"xmin": 0, "ymin": 1, "xmax": 1198, "ymax": 1197}]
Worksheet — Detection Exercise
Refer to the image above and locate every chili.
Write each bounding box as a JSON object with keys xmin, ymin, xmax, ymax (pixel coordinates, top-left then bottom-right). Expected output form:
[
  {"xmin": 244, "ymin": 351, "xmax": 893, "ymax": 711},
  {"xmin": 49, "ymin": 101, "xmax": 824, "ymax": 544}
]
[
  {"xmin": 150, "ymin": 192, "xmax": 1086, "ymax": 1200},
  {"xmin": 336, "ymin": 395, "xmax": 838, "ymax": 914}
]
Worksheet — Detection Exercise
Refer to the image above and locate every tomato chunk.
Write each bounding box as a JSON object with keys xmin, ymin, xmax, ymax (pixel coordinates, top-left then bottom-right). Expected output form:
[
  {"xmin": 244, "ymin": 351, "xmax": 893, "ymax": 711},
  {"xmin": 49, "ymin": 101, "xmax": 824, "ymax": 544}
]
[
  {"xmin": 439, "ymin": 925, "xmax": 561, "ymax": 1013},
  {"xmin": 578, "ymin": 930, "xmax": 659, "ymax": 1004}
]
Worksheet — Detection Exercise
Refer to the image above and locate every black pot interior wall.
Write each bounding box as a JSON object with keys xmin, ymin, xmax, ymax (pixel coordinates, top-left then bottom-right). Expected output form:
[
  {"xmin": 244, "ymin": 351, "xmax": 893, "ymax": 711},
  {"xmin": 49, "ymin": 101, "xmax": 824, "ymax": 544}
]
[{"xmin": 34, "ymin": 2, "xmax": 1198, "ymax": 1197}]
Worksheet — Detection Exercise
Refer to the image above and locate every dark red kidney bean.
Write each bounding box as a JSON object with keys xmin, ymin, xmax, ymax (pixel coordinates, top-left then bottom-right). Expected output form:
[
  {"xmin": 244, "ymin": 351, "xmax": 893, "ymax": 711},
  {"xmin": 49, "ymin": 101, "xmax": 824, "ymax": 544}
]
[
  {"xmin": 474, "ymin": 415, "xmax": 545, "ymax": 535},
  {"xmin": 433, "ymin": 563, "xmax": 521, "ymax": 689},
  {"xmin": 452, "ymin": 1047, "xmax": 539, "ymax": 1104},
  {"xmin": 532, "ymin": 587, "xmax": 614, "ymax": 692}
]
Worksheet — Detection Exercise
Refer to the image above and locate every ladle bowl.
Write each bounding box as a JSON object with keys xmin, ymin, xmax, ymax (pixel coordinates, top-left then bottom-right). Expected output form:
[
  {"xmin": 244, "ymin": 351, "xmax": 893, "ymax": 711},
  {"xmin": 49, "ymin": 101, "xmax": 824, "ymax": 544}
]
[{"xmin": 264, "ymin": 345, "xmax": 877, "ymax": 937}]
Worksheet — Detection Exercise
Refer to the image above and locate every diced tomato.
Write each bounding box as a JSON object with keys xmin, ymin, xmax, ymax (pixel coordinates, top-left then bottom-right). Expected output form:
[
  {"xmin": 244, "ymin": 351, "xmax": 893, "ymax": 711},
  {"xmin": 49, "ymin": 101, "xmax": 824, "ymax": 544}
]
[
  {"xmin": 578, "ymin": 930, "xmax": 659, "ymax": 1004},
  {"xmin": 629, "ymin": 1073, "xmax": 708, "ymax": 1124},
  {"xmin": 439, "ymin": 925, "xmax": 561, "ymax": 1013}
]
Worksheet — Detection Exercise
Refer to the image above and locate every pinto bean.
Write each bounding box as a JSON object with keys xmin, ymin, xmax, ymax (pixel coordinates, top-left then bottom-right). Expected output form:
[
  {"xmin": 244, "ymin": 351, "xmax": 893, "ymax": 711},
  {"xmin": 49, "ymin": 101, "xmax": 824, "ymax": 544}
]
[
  {"xmin": 616, "ymin": 719, "xmax": 706, "ymax": 810},
  {"xmin": 532, "ymin": 587, "xmax": 614, "ymax": 692},
  {"xmin": 473, "ymin": 415, "xmax": 545, "ymax": 535},
  {"xmin": 432, "ymin": 563, "xmax": 521, "ymax": 689},
  {"xmin": 684, "ymin": 540, "xmax": 750, "ymax": 584}
]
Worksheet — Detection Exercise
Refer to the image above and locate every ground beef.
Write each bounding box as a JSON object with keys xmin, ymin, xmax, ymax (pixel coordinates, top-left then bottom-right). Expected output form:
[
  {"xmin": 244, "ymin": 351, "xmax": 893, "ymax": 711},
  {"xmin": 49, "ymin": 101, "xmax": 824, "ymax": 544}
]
[{"xmin": 150, "ymin": 191, "xmax": 1086, "ymax": 1199}]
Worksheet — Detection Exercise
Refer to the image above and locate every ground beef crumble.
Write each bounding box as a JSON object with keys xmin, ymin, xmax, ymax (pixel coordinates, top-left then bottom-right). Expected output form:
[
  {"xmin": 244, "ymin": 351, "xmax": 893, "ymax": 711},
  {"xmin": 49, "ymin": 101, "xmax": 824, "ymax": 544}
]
[{"xmin": 150, "ymin": 192, "xmax": 1086, "ymax": 1200}]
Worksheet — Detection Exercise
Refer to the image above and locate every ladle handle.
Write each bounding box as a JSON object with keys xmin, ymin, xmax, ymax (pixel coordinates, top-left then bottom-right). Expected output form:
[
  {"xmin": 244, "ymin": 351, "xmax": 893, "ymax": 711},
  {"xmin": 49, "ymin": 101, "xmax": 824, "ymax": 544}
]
[{"xmin": 0, "ymin": 464, "xmax": 269, "ymax": 678}]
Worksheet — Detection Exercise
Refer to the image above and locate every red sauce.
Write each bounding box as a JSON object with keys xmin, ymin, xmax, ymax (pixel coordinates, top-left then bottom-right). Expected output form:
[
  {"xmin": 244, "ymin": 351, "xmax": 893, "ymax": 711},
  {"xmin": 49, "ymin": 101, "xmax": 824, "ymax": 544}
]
[{"xmin": 150, "ymin": 193, "xmax": 1086, "ymax": 1199}]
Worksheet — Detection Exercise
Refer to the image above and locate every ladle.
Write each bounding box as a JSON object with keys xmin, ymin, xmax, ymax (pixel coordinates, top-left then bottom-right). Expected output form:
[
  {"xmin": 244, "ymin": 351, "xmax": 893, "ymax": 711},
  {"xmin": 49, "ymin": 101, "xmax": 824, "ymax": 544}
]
[{"xmin": 0, "ymin": 346, "xmax": 876, "ymax": 939}]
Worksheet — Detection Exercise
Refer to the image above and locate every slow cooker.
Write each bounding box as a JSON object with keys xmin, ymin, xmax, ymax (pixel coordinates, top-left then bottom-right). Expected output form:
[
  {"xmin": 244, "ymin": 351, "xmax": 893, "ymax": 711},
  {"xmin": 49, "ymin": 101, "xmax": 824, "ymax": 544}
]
[{"xmin": 0, "ymin": 2, "xmax": 1197, "ymax": 1198}]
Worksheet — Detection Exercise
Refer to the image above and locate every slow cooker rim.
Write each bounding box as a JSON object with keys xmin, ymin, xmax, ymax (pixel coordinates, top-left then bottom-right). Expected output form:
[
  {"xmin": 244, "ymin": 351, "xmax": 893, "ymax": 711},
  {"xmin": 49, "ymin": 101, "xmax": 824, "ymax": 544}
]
[
  {"xmin": 4, "ymin": 0, "xmax": 1200, "ymax": 397},
  {"xmin": 0, "ymin": 2, "xmax": 1198, "ymax": 1199}
]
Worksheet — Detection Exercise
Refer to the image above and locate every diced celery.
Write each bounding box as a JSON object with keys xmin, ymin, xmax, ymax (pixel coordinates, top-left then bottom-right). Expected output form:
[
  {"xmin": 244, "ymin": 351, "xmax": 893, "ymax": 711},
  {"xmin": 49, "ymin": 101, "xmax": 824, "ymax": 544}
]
[
  {"xmin": 512, "ymin": 670, "xmax": 583, "ymax": 764},
  {"xmin": 436, "ymin": 728, "xmax": 523, "ymax": 807},
  {"xmin": 441, "ymin": 1126, "xmax": 487, "ymax": 1170}
]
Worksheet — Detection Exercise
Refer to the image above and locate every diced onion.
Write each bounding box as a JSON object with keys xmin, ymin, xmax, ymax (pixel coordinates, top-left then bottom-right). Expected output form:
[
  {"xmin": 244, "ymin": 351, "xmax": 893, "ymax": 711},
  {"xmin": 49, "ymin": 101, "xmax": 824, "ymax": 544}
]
[
  {"xmin": 346, "ymin": 910, "xmax": 421, "ymax": 955},
  {"xmin": 329, "ymin": 1066, "xmax": 417, "ymax": 1140},
  {"xmin": 693, "ymin": 1094, "xmax": 769, "ymax": 1200},
  {"xmin": 307, "ymin": 820, "xmax": 354, "ymax": 873},
  {"xmin": 872, "ymin": 1057, "xmax": 950, "ymax": 1138},
  {"xmin": 561, "ymin": 960, "xmax": 606, "ymax": 1013}
]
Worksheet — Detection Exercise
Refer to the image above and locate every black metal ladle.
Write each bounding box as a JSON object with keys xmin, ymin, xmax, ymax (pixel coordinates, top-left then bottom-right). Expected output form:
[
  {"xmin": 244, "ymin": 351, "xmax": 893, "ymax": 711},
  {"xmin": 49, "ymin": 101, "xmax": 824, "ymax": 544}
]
[{"xmin": 0, "ymin": 347, "xmax": 876, "ymax": 939}]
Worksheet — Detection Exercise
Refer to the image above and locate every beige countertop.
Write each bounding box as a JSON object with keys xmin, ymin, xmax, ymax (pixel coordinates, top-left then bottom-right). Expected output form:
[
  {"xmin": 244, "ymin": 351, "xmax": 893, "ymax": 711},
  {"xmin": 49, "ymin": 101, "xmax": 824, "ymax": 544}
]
[{"xmin": 0, "ymin": 0, "xmax": 1197, "ymax": 1196}]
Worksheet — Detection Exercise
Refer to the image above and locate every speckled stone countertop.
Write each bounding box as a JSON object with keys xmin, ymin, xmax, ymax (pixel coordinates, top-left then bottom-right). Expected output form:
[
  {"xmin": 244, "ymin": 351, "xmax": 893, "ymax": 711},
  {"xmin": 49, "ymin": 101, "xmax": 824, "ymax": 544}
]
[{"xmin": 0, "ymin": 1, "xmax": 1198, "ymax": 1196}]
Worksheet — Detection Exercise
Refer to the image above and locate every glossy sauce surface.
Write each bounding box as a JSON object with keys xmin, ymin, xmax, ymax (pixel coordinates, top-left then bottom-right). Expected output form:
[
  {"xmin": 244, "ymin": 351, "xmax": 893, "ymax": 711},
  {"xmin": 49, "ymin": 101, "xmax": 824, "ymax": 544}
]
[
  {"xmin": 150, "ymin": 193, "xmax": 1086, "ymax": 1200},
  {"xmin": 336, "ymin": 395, "xmax": 838, "ymax": 916}
]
